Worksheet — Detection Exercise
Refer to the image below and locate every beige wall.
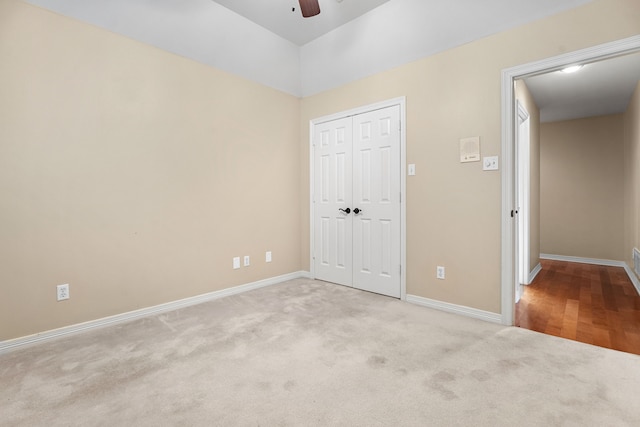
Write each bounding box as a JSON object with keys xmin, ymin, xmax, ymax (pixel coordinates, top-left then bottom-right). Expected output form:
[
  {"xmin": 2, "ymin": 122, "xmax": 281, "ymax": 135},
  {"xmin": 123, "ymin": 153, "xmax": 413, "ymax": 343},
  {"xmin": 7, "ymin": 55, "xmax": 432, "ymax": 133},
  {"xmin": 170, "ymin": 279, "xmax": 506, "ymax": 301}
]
[
  {"xmin": 0, "ymin": 1, "xmax": 301, "ymax": 340},
  {"xmin": 515, "ymin": 80, "xmax": 541, "ymax": 277},
  {"xmin": 624, "ymin": 82, "xmax": 640, "ymax": 274},
  {"xmin": 540, "ymin": 115, "xmax": 625, "ymax": 260},
  {"xmin": 300, "ymin": 0, "xmax": 640, "ymax": 313},
  {"xmin": 2, "ymin": 0, "xmax": 640, "ymax": 342}
]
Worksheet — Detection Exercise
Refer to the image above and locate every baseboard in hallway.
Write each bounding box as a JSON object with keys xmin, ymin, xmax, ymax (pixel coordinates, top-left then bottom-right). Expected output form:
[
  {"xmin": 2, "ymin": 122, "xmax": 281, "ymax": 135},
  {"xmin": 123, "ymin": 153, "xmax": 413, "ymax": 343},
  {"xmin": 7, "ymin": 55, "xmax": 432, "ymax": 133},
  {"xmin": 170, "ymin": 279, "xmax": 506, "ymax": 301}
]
[{"xmin": 528, "ymin": 263, "xmax": 542, "ymax": 284}]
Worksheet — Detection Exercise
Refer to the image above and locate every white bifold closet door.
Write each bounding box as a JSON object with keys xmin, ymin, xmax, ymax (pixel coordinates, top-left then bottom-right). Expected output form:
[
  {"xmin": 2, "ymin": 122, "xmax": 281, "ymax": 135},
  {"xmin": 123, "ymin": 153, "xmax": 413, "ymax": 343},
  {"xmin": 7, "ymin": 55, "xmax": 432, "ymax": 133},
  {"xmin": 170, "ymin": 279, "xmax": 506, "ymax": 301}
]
[{"xmin": 313, "ymin": 105, "xmax": 401, "ymax": 298}]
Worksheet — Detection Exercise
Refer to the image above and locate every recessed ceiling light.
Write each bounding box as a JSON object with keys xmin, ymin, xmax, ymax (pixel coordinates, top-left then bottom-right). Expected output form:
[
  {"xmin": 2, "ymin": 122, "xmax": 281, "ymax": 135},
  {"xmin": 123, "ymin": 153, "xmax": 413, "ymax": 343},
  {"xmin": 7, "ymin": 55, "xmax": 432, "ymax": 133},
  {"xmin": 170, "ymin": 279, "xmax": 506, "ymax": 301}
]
[{"xmin": 561, "ymin": 65, "xmax": 584, "ymax": 74}]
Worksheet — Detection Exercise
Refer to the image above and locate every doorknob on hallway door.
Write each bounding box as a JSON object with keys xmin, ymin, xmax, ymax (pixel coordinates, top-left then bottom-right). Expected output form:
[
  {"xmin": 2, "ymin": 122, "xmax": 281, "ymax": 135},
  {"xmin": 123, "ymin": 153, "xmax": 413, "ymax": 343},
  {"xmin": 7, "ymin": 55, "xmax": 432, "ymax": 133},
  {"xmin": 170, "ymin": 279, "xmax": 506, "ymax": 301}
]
[
  {"xmin": 339, "ymin": 208, "xmax": 351, "ymax": 214},
  {"xmin": 353, "ymin": 208, "xmax": 362, "ymax": 214}
]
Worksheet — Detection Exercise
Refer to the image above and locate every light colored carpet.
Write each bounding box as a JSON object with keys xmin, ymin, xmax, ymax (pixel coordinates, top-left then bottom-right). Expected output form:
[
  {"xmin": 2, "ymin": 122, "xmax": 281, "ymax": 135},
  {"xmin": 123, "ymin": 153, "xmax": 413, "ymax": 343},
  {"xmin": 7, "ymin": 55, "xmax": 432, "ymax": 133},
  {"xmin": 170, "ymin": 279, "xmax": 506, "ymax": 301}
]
[{"xmin": 2, "ymin": 278, "xmax": 640, "ymax": 426}]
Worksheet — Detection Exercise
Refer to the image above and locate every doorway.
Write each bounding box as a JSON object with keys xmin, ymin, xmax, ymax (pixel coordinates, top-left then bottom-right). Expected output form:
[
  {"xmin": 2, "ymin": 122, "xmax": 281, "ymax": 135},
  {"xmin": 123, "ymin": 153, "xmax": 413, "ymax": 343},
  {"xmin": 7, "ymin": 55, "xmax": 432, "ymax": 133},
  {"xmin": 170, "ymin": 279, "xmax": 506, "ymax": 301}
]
[
  {"xmin": 500, "ymin": 35, "xmax": 640, "ymax": 325},
  {"xmin": 310, "ymin": 98, "xmax": 407, "ymax": 299}
]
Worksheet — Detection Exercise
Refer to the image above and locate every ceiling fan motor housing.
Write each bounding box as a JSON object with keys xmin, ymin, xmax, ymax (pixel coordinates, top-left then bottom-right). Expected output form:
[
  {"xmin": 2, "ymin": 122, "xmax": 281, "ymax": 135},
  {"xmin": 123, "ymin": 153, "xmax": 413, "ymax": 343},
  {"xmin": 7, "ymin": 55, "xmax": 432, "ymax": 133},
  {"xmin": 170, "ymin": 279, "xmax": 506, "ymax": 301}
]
[{"xmin": 299, "ymin": 0, "xmax": 321, "ymax": 18}]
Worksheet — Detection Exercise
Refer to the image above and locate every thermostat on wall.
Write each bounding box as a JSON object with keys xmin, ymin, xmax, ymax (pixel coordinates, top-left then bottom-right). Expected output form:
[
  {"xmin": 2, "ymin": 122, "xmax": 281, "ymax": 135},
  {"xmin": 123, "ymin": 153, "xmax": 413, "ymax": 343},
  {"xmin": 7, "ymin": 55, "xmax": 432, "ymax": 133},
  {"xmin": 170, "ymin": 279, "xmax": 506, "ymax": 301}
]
[{"xmin": 460, "ymin": 136, "xmax": 480, "ymax": 163}]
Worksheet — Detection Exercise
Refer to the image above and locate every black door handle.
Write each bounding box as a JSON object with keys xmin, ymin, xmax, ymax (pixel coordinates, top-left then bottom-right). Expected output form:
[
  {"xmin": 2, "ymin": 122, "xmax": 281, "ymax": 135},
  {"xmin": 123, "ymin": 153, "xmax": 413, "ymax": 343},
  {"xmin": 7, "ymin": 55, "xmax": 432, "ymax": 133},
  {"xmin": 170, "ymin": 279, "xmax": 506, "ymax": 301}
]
[
  {"xmin": 353, "ymin": 208, "xmax": 362, "ymax": 214},
  {"xmin": 339, "ymin": 208, "xmax": 351, "ymax": 214}
]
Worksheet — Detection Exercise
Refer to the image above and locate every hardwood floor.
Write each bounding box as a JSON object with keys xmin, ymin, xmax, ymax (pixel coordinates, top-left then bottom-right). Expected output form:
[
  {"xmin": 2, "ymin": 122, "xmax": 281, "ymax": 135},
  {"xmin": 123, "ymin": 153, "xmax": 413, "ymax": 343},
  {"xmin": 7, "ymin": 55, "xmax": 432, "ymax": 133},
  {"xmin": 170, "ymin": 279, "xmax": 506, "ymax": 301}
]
[{"xmin": 516, "ymin": 259, "xmax": 640, "ymax": 355}]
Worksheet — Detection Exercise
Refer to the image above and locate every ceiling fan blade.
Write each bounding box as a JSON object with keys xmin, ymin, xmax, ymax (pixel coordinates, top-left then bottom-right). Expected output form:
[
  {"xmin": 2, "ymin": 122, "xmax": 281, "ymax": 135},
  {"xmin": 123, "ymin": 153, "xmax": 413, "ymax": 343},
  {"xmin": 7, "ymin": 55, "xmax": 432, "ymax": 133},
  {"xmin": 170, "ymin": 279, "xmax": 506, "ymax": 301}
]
[{"xmin": 299, "ymin": 0, "xmax": 320, "ymax": 18}]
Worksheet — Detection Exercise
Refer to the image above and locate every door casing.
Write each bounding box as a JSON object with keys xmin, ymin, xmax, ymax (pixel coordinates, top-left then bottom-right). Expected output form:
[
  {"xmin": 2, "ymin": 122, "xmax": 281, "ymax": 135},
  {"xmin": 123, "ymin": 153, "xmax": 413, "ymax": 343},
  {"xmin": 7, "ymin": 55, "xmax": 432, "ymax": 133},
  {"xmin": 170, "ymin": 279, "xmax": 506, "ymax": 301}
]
[
  {"xmin": 515, "ymin": 100, "xmax": 530, "ymax": 303},
  {"xmin": 309, "ymin": 97, "xmax": 407, "ymax": 300}
]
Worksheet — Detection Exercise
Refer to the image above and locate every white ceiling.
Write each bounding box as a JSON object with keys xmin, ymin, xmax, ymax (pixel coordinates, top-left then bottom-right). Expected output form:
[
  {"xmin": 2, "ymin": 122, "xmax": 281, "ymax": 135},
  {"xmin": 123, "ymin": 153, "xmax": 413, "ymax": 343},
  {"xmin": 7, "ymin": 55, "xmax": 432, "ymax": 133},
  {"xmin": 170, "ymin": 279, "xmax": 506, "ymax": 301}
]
[
  {"xmin": 524, "ymin": 52, "xmax": 640, "ymax": 123},
  {"xmin": 212, "ymin": 0, "xmax": 390, "ymax": 46},
  {"xmin": 212, "ymin": 0, "xmax": 639, "ymax": 116},
  {"xmin": 26, "ymin": 0, "xmax": 627, "ymax": 107}
]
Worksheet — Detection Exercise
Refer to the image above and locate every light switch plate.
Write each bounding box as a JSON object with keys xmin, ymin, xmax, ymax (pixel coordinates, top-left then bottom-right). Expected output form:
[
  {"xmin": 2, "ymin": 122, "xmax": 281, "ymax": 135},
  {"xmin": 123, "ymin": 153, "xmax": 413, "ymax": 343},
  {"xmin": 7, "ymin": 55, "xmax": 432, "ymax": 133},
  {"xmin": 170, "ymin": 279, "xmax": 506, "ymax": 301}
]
[
  {"xmin": 483, "ymin": 156, "xmax": 499, "ymax": 171},
  {"xmin": 233, "ymin": 257, "xmax": 240, "ymax": 269},
  {"xmin": 408, "ymin": 164, "xmax": 416, "ymax": 176}
]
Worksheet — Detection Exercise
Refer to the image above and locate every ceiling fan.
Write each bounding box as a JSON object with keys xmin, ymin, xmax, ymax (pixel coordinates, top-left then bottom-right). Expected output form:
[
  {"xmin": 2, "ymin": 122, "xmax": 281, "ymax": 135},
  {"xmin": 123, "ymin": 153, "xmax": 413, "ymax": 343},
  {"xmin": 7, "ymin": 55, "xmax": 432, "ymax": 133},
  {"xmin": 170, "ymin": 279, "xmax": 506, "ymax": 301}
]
[{"xmin": 298, "ymin": 0, "xmax": 321, "ymax": 18}]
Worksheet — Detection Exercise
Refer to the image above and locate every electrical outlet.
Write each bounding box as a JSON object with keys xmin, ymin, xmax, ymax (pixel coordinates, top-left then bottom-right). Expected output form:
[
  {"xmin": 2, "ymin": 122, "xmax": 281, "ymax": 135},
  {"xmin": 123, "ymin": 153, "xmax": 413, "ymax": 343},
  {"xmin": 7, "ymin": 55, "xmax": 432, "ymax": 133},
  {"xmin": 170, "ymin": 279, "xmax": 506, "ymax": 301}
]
[
  {"xmin": 436, "ymin": 266, "xmax": 445, "ymax": 280},
  {"xmin": 266, "ymin": 251, "xmax": 272, "ymax": 263},
  {"xmin": 233, "ymin": 257, "xmax": 240, "ymax": 269},
  {"xmin": 244, "ymin": 255, "xmax": 250, "ymax": 267},
  {"xmin": 57, "ymin": 284, "xmax": 69, "ymax": 301}
]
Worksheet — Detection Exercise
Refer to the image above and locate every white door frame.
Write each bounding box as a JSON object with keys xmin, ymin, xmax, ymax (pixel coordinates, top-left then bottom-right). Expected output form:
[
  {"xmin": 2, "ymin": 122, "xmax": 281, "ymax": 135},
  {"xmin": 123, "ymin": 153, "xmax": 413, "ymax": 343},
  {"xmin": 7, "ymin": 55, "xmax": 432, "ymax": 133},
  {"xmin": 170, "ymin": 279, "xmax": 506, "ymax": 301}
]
[
  {"xmin": 500, "ymin": 35, "xmax": 640, "ymax": 325},
  {"xmin": 516, "ymin": 101, "xmax": 530, "ymax": 294},
  {"xmin": 309, "ymin": 97, "xmax": 407, "ymax": 300}
]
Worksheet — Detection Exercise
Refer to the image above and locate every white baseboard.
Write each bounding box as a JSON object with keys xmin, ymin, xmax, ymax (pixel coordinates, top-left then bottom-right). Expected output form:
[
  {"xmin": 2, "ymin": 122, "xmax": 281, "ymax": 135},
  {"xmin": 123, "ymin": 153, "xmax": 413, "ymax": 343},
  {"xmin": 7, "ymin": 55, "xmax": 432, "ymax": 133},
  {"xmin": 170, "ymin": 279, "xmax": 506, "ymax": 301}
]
[
  {"xmin": 0, "ymin": 271, "xmax": 311, "ymax": 354},
  {"xmin": 528, "ymin": 263, "xmax": 542, "ymax": 284},
  {"xmin": 623, "ymin": 264, "xmax": 640, "ymax": 295},
  {"xmin": 406, "ymin": 294, "xmax": 502, "ymax": 324},
  {"xmin": 540, "ymin": 253, "xmax": 624, "ymax": 267},
  {"xmin": 540, "ymin": 253, "xmax": 640, "ymax": 295}
]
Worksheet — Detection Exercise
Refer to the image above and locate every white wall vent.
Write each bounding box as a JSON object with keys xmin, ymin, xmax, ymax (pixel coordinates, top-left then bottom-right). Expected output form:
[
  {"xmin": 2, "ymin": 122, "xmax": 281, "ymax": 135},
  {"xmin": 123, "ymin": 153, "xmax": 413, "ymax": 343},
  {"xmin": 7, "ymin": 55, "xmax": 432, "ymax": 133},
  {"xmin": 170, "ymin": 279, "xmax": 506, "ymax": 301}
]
[{"xmin": 634, "ymin": 248, "xmax": 640, "ymax": 277}]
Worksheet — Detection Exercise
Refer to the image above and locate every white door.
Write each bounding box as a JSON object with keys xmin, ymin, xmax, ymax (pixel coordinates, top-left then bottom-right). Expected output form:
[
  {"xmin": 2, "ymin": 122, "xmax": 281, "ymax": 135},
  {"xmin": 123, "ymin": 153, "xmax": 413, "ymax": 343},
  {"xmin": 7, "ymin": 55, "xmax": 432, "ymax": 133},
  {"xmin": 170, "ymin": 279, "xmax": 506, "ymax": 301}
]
[
  {"xmin": 352, "ymin": 107, "xmax": 401, "ymax": 297},
  {"xmin": 313, "ymin": 105, "xmax": 401, "ymax": 298},
  {"xmin": 313, "ymin": 116, "xmax": 353, "ymax": 286}
]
